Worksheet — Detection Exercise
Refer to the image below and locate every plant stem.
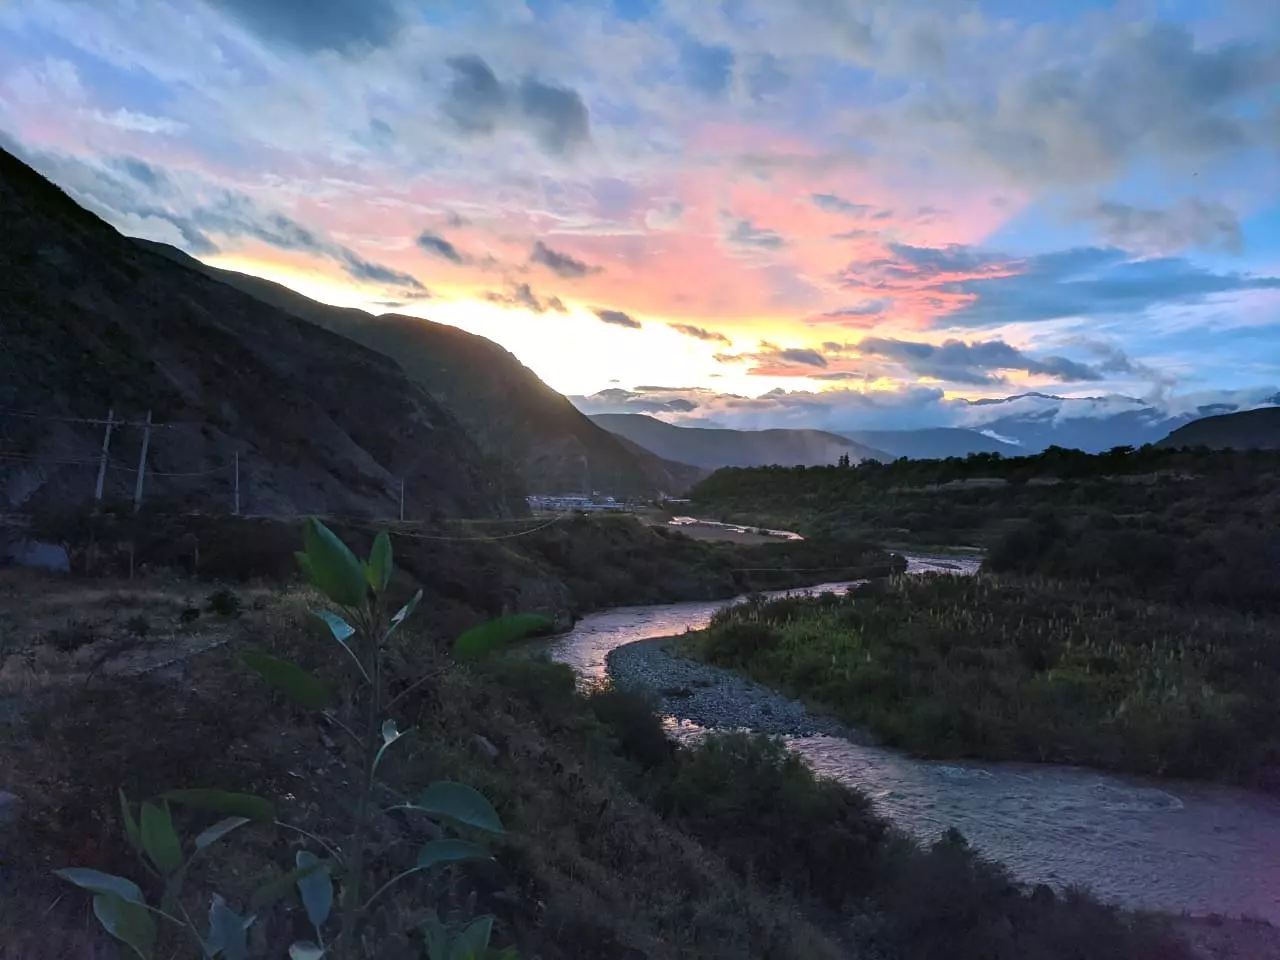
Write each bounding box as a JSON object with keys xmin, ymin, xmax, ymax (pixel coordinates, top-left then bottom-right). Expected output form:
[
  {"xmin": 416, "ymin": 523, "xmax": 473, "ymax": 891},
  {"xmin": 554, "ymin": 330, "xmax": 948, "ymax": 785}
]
[{"xmin": 336, "ymin": 603, "xmax": 383, "ymax": 959}]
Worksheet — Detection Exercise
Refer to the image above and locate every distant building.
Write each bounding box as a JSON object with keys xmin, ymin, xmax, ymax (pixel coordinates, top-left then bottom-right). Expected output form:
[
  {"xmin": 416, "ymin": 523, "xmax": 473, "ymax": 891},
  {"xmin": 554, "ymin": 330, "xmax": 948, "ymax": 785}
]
[{"xmin": 527, "ymin": 494, "xmax": 633, "ymax": 512}]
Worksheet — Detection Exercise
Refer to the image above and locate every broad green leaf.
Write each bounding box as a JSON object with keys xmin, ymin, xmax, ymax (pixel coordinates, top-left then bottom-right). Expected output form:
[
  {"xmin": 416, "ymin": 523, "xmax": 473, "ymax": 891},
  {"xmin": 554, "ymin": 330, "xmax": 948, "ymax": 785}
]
[
  {"xmin": 416, "ymin": 839, "xmax": 489, "ymax": 871},
  {"xmin": 195, "ymin": 816, "xmax": 251, "ymax": 851},
  {"xmin": 204, "ymin": 893, "xmax": 252, "ymax": 960},
  {"xmin": 289, "ymin": 943, "xmax": 326, "ymax": 960},
  {"xmin": 454, "ymin": 614, "xmax": 554, "ymax": 661},
  {"xmin": 294, "ymin": 552, "xmax": 315, "ymax": 584},
  {"xmin": 242, "ymin": 650, "xmax": 330, "ymax": 709},
  {"xmin": 449, "ymin": 916, "xmax": 494, "ymax": 960},
  {"xmin": 413, "ymin": 782, "xmax": 503, "ymax": 834},
  {"xmin": 313, "ymin": 610, "xmax": 355, "ymax": 643},
  {"xmin": 162, "ymin": 789, "xmax": 275, "ymax": 823},
  {"xmin": 382, "ymin": 588, "xmax": 423, "ymax": 644},
  {"xmin": 140, "ymin": 801, "xmax": 182, "ymax": 875},
  {"xmin": 365, "ymin": 531, "xmax": 393, "ymax": 595},
  {"xmin": 250, "ymin": 860, "xmax": 325, "ymax": 912},
  {"xmin": 54, "ymin": 867, "xmax": 144, "ymax": 904},
  {"xmin": 301, "ymin": 517, "xmax": 367, "ymax": 608},
  {"xmin": 118, "ymin": 789, "xmax": 141, "ymax": 852},
  {"xmin": 93, "ymin": 892, "xmax": 156, "ymax": 960},
  {"xmin": 295, "ymin": 851, "xmax": 332, "ymax": 931}
]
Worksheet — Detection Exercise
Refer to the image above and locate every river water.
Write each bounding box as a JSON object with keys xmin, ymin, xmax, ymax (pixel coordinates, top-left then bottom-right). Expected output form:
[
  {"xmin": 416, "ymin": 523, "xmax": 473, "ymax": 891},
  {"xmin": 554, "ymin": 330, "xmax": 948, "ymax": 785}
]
[{"xmin": 543, "ymin": 554, "xmax": 1280, "ymax": 922}]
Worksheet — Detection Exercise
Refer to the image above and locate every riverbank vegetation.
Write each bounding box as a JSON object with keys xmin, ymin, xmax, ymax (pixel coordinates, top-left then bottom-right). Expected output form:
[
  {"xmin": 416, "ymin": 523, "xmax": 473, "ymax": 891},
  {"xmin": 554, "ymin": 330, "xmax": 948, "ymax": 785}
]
[
  {"xmin": 690, "ymin": 446, "xmax": 1280, "ymax": 613},
  {"xmin": 693, "ymin": 575, "xmax": 1280, "ymax": 788},
  {"xmin": 0, "ymin": 564, "xmax": 1192, "ymax": 958}
]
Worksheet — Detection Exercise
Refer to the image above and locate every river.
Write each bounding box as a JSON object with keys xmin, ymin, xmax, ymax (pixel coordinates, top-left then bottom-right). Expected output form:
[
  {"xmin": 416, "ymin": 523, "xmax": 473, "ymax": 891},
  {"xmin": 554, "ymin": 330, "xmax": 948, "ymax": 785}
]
[{"xmin": 543, "ymin": 554, "xmax": 1280, "ymax": 922}]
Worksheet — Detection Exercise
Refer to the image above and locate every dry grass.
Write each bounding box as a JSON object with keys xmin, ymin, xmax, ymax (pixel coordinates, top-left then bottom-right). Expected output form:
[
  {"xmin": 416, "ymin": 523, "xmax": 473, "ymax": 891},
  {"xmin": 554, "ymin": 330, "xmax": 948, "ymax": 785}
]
[{"xmin": 0, "ymin": 569, "xmax": 844, "ymax": 959}]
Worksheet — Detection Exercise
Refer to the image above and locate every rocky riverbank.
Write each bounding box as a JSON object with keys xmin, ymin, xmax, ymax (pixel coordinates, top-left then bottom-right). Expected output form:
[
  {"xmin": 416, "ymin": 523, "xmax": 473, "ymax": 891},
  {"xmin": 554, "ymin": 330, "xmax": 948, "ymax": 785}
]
[{"xmin": 606, "ymin": 633, "xmax": 871, "ymax": 741}]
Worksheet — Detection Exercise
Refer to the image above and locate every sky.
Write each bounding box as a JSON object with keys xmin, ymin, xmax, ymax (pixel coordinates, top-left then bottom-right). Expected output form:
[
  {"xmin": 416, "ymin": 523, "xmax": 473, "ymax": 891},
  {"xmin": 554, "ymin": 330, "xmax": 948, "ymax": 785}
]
[{"xmin": 1, "ymin": 0, "xmax": 1278, "ymax": 431}]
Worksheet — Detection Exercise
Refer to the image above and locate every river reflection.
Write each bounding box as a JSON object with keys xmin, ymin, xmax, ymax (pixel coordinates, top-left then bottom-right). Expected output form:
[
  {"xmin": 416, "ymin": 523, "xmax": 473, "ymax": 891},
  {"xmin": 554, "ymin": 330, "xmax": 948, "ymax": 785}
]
[{"xmin": 543, "ymin": 554, "xmax": 1280, "ymax": 921}]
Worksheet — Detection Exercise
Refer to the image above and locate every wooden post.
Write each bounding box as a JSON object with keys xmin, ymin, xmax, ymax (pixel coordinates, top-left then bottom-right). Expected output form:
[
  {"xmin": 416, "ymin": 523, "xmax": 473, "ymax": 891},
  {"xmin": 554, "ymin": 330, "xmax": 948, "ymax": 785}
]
[
  {"xmin": 399, "ymin": 478, "xmax": 405, "ymax": 522},
  {"xmin": 132, "ymin": 411, "xmax": 152, "ymax": 514},
  {"xmin": 93, "ymin": 408, "xmax": 115, "ymax": 502},
  {"xmin": 233, "ymin": 451, "xmax": 240, "ymax": 516}
]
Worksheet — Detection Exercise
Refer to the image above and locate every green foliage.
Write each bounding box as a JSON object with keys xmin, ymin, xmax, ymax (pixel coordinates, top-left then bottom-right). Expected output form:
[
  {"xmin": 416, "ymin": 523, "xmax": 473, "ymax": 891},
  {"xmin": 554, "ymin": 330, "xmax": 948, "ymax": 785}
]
[
  {"xmin": 240, "ymin": 650, "xmax": 331, "ymax": 709},
  {"xmin": 586, "ymin": 685, "xmax": 674, "ymax": 770},
  {"xmin": 657, "ymin": 732, "xmax": 886, "ymax": 905},
  {"xmin": 696, "ymin": 576, "xmax": 1280, "ymax": 785},
  {"xmin": 691, "ymin": 446, "xmax": 1280, "ymax": 612},
  {"xmin": 57, "ymin": 519, "xmax": 516, "ymax": 959},
  {"xmin": 454, "ymin": 613, "xmax": 554, "ymax": 661}
]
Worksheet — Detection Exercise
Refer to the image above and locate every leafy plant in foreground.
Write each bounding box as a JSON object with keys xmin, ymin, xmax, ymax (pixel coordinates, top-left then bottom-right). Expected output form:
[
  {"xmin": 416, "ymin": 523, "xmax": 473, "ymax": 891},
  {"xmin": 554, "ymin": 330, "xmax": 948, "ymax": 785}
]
[{"xmin": 58, "ymin": 518, "xmax": 512, "ymax": 959}]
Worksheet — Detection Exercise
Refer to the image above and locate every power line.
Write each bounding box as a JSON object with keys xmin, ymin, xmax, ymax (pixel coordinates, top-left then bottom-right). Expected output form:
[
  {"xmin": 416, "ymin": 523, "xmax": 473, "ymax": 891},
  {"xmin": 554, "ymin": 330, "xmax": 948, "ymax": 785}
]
[{"xmin": 0, "ymin": 409, "xmax": 191, "ymax": 429}]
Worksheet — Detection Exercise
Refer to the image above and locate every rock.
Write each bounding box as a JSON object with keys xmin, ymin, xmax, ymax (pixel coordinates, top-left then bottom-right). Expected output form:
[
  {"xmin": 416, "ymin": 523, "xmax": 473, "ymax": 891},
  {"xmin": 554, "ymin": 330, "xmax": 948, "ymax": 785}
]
[{"xmin": 473, "ymin": 734, "xmax": 500, "ymax": 760}]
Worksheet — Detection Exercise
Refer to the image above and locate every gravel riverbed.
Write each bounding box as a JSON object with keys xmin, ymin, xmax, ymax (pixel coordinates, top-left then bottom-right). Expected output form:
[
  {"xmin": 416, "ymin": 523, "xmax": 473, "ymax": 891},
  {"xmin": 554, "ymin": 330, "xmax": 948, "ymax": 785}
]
[{"xmin": 605, "ymin": 634, "xmax": 871, "ymax": 741}]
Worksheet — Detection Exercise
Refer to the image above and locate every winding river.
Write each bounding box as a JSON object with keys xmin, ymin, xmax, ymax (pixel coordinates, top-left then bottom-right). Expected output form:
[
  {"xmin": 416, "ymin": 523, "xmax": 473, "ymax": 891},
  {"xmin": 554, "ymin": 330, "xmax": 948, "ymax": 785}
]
[{"xmin": 543, "ymin": 554, "xmax": 1280, "ymax": 922}]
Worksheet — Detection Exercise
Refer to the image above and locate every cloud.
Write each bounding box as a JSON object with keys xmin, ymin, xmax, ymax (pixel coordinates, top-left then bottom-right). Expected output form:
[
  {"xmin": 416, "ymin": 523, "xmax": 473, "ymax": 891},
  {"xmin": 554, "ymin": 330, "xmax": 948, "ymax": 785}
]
[
  {"xmin": 1078, "ymin": 198, "xmax": 1243, "ymax": 255},
  {"xmin": 722, "ymin": 215, "xmax": 785, "ymax": 250},
  {"xmin": 442, "ymin": 55, "xmax": 591, "ymax": 156},
  {"xmin": 938, "ymin": 246, "xmax": 1280, "ymax": 327},
  {"xmin": 1065, "ymin": 337, "xmax": 1179, "ymax": 392},
  {"xmin": 202, "ymin": 0, "xmax": 404, "ymax": 53},
  {"xmin": 811, "ymin": 193, "xmax": 891, "ymax": 219},
  {"xmin": 856, "ymin": 336, "xmax": 1103, "ymax": 385},
  {"xmin": 484, "ymin": 282, "xmax": 566, "ymax": 314},
  {"xmin": 910, "ymin": 23, "xmax": 1280, "ymax": 187},
  {"xmin": 6, "ymin": 140, "xmax": 424, "ymax": 291},
  {"xmin": 594, "ymin": 307, "xmax": 642, "ymax": 329},
  {"xmin": 669, "ymin": 323, "xmax": 731, "ymax": 344},
  {"xmin": 717, "ymin": 341, "xmax": 828, "ymax": 373},
  {"xmin": 416, "ymin": 231, "xmax": 465, "ymax": 263},
  {"xmin": 529, "ymin": 240, "xmax": 598, "ymax": 278},
  {"xmin": 808, "ymin": 300, "xmax": 893, "ymax": 325}
]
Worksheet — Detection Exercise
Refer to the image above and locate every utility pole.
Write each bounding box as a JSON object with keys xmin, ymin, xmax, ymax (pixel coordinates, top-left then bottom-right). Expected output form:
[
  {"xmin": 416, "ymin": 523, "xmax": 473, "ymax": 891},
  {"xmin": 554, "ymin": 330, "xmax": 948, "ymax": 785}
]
[
  {"xmin": 132, "ymin": 410, "xmax": 152, "ymax": 514},
  {"xmin": 399, "ymin": 478, "xmax": 405, "ymax": 522},
  {"xmin": 93, "ymin": 408, "xmax": 115, "ymax": 503},
  {"xmin": 233, "ymin": 451, "xmax": 240, "ymax": 516}
]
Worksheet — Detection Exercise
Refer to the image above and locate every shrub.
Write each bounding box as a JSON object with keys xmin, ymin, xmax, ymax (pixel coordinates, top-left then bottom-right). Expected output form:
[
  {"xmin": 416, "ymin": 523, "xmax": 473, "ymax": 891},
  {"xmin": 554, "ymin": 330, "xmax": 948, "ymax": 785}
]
[
  {"xmin": 586, "ymin": 685, "xmax": 674, "ymax": 770},
  {"xmin": 657, "ymin": 732, "xmax": 886, "ymax": 905}
]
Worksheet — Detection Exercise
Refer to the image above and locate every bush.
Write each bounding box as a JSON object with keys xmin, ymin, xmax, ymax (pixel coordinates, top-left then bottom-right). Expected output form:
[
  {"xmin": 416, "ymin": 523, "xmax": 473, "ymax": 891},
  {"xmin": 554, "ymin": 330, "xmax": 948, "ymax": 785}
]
[
  {"xmin": 587, "ymin": 685, "xmax": 674, "ymax": 770},
  {"xmin": 698, "ymin": 620, "xmax": 783, "ymax": 666},
  {"xmin": 656, "ymin": 732, "xmax": 887, "ymax": 905}
]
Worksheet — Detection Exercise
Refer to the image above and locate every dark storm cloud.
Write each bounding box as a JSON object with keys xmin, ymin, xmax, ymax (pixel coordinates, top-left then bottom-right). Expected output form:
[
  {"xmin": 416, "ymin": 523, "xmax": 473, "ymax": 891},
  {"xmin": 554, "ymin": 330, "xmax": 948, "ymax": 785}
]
[
  {"xmin": 856, "ymin": 337, "xmax": 1103, "ymax": 385},
  {"xmin": 202, "ymin": 0, "xmax": 404, "ymax": 54},
  {"xmin": 443, "ymin": 55, "xmax": 591, "ymax": 156},
  {"xmin": 529, "ymin": 240, "xmax": 598, "ymax": 278},
  {"xmin": 416, "ymin": 231, "xmax": 464, "ymax": 263},
  {"xmin": 593, "ymin": 308, "xmax": 642, "ymax": 329},
  {"xmin": 668, "ymin": 323, "xmax": 731, "ymax": 344}
]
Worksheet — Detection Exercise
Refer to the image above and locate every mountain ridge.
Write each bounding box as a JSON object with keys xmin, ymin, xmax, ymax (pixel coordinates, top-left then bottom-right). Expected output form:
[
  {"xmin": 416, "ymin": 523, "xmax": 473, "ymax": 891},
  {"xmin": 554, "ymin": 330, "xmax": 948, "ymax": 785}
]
[
  {"xmin": 590, "ymin": 413, "xmax": 890, "ymax": 469},
  {"xmin": 1157, "ymin": 407, "xmax": 1280, "ymax": 450},
  {"xmin": 139, "ymin": 241, "xmax": 703, "ymax": 497},
  {"xmin": 0, "ymin": 146, "xmax": 520, "ymax": 519}
]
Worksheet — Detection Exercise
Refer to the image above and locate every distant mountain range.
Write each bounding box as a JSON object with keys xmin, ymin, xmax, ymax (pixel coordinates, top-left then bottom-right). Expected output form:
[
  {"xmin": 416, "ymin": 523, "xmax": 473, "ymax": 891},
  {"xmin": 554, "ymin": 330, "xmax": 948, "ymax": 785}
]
[
  {"xmin": 141, "ymin": 243, "xmax": 703, "ymax": 498},
  {"xmin": 590, "ymin": 414, "xmax": 889, "ymax": 469},
  {"xmin": 956, "ymin": 392, "xmax": 1280, "ymax": 453},
  {"xmin": 0, "ymin": 146, "xmax": 520, "ymax": 519},
  {"xmin": 1157, "ymin": 407, "xmax": 1280, "ymax": 450},
  {"xmin": 841, "ymin": 428, "xmax": 1023, "ymax": 459}
]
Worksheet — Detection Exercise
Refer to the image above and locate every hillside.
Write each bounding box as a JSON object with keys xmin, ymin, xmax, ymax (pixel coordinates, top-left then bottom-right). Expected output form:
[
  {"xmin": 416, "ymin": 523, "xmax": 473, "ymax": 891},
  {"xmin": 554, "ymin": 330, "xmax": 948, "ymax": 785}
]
[
  {"xmin": 1157, "ymin": 406, "xmax": 1280, "ymax": 450},
  {"xmin": 591, "ymin": 413, "xmax": 889, "ymax": 469},
  {"xmin": 0, "ymin": 147, "xmax": 520, "ymax": 519},
  {"xmin": 842, "ymin": 427, "xmax": 1022, "ymax": 459},
  {"xmin": 139, "ymin": 242, "xmax": 703, "ymax": 498}
]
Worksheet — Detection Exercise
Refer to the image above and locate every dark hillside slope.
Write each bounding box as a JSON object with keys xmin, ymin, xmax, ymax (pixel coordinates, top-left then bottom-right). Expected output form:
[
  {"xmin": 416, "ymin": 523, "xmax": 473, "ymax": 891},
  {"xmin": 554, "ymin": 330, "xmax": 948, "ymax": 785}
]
[
  {"xmin": 592, "ymin": 413, "xmax": 889, "ymax": 468},
  {"xmin": 0, "ymin": 147, "xmax": 520, "ymax": 519},
  {"xmin": 140, "ymin": 242, "xmax": 703, "ymax": 498},
  {"xmin": 1157, "ymin": 406, "xmax": 1280, "ymax": 450}
]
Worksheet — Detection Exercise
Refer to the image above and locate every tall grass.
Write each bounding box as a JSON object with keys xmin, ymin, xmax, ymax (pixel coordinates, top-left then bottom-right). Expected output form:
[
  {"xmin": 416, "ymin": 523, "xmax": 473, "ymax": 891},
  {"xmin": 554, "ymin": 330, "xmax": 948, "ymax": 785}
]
[{"xmin": 697, "ymin": 574, "xmax": 1280, "ymax": 785}]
